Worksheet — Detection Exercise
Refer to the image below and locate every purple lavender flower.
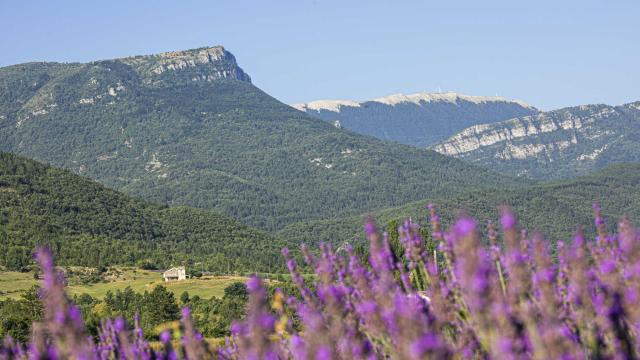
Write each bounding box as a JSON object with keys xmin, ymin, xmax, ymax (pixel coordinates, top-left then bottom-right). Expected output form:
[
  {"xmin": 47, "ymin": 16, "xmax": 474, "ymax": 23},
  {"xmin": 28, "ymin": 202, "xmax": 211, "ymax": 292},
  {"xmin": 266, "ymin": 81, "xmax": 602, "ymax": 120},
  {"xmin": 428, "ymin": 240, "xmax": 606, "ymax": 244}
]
[{"xmin": 3, "ymin": 206, "xmax": 639, "ymax": 359}]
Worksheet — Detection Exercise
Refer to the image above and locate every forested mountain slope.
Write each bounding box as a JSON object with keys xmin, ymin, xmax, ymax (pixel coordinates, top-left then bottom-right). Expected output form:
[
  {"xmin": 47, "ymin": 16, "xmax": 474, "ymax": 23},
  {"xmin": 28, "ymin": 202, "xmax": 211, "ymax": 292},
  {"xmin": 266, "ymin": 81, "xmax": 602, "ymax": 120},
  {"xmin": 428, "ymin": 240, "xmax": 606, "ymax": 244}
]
[
  {"xmin": 0, "ymin": 46, "xmax": 521, "ymax": 230},
  {"xmin": 0, "ymin": 152, "xmax": 286, "ymax": 272},
  {"xmin": 278, "ymin": 163, "xmax": 640, "ymax": 246}
]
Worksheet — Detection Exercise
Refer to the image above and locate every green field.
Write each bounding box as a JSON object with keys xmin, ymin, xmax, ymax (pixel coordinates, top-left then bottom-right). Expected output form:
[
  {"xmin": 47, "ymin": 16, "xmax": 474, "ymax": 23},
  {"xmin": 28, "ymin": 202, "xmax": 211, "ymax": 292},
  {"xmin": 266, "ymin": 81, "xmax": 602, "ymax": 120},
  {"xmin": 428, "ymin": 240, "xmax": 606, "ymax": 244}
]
[
  {"xmin": 0, "ymin": 271, "xmax": 40, "ymax": 299},
  {"xmin": 0, "ymin": 268, "xmax": 247, "ymax": 300}
]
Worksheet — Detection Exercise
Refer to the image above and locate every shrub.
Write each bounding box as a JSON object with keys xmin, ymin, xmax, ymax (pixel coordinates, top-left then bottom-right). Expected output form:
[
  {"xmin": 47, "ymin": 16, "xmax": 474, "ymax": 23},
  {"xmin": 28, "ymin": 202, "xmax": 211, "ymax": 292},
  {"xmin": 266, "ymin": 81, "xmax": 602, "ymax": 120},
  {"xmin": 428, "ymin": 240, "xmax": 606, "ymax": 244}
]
[{"xmin": 223, "ymin": 282, "xmax": 248, "ymax": 299}]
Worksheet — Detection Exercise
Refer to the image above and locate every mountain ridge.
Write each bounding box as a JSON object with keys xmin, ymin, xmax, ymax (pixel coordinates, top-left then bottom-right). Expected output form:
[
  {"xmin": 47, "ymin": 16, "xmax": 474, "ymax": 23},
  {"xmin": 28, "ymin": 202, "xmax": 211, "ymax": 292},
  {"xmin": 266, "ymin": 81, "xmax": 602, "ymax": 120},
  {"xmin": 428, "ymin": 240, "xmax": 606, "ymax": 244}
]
[
  {"xmin": 431, "ymin": 101, "xmax": 640, "ymax": 179},
  {"xmin": 292, "ymin": 91, "xmax": 538, "ymax": 147},
  {"xmin": 277, "ymin": 163, "xmax": 640, "ymax": 246},
  {"xmin": 0, "ymin": 46, "xmax": 521, "ymax": 231}
]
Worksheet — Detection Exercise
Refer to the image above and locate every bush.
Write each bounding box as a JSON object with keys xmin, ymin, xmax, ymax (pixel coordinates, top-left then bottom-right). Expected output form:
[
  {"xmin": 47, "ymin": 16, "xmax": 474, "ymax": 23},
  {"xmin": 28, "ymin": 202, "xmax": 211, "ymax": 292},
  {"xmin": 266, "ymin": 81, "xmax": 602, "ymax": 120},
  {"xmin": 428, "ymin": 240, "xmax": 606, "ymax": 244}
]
[
  {"xmin": 223, "ymin": 282, "xmax": 248, "ymax": 299},
  {"xmin": 138, "ymin": 261, "xmax": 157, "ymax": 270}
]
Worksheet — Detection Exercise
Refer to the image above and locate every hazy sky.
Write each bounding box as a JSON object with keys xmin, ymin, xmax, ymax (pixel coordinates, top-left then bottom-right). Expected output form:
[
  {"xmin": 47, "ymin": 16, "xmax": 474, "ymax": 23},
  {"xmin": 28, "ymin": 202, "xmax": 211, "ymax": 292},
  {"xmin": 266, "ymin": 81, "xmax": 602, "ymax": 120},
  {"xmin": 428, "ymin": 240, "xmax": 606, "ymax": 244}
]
[{"xmin": 2, "ymin": 0, "xmax": 638, "ymax": 110}]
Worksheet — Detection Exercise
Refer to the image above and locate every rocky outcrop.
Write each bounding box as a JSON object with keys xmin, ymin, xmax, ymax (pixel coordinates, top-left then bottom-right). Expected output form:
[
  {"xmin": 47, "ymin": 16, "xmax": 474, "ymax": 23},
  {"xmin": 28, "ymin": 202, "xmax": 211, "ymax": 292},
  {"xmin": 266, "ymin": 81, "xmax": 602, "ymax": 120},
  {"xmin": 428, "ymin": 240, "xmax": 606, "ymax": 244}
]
[
  {"xmin": 430, "ymin": 102, "xmax": 640, "ymax": 179},
  {"xmin": 432, "ymin": 110, "xmax": 588, "ymax": 156},
  {"xmin": 119, "ymin": 46, "xmax": 251, "ymax": 84}
]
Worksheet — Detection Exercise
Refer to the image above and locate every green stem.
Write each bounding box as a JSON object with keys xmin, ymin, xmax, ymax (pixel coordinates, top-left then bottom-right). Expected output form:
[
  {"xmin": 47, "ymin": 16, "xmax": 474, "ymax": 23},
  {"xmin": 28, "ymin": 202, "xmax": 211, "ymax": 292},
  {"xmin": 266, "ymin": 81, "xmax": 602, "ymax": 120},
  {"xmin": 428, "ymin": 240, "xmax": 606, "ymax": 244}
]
[{"xmin": 496, "ymin": 260, "xmax": 507, "ymax": 296}]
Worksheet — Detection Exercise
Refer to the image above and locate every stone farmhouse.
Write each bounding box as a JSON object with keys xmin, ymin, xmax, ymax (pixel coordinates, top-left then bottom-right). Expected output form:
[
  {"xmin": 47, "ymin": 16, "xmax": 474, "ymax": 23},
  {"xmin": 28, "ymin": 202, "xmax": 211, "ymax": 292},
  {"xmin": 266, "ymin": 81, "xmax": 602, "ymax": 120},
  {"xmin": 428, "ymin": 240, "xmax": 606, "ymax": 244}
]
[{"xmin": 163, "ymin": 266, "xmax": 186, "ymax": 281}]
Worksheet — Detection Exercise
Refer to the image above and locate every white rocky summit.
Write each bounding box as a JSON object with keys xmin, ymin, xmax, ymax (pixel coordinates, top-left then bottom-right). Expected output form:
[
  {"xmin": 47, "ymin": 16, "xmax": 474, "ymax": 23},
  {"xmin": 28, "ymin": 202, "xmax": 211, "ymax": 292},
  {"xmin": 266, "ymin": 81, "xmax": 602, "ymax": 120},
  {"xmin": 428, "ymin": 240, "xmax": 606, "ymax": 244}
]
[
  {"xmin": 293, "ymin": 99, "xmax": 361, "ymax": 112},
  {"xmin": 292, "ymin": 92, "xmax": 533, "ymax": 112},
  {"xmin": 372, "ymin": 92, "xmax": 532, "ymax": 108}
]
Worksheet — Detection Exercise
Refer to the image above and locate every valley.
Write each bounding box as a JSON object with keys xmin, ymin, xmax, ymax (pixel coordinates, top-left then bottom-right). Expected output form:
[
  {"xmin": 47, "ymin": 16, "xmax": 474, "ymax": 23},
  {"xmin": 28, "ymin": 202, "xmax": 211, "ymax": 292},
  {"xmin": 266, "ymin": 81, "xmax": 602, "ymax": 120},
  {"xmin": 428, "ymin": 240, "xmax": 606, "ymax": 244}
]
[{"xmin": 2, "ymin": 46, "xmax": 639, "ymax": 277}]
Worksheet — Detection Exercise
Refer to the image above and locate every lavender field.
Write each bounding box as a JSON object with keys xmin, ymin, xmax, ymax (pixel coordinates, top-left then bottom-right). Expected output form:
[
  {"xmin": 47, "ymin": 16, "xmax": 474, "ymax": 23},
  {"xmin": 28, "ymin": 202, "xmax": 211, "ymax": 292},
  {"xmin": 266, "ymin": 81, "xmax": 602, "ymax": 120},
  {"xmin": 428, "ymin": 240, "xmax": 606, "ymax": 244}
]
[{"xmin": 1, "ymin": 205, "xmax": 638, "ymax": 359}]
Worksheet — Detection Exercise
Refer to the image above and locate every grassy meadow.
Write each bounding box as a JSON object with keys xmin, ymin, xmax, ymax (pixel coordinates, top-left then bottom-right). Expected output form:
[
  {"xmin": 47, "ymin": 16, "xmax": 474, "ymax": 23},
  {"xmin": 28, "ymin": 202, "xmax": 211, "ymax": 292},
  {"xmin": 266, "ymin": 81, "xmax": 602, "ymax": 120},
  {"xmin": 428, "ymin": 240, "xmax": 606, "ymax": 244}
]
[{"xmin": 0, "ymin": 268, "xmax": 247, "ymax": 300}]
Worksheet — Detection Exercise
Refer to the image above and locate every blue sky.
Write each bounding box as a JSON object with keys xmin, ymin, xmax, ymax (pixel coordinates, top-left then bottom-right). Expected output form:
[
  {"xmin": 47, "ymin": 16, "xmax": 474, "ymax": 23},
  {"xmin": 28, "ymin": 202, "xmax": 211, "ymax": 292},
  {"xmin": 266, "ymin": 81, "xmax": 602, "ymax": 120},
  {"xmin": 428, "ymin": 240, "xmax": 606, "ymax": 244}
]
[{"xmin": 1, "ymin": 0, "xmax": 638, "ymax": 110}]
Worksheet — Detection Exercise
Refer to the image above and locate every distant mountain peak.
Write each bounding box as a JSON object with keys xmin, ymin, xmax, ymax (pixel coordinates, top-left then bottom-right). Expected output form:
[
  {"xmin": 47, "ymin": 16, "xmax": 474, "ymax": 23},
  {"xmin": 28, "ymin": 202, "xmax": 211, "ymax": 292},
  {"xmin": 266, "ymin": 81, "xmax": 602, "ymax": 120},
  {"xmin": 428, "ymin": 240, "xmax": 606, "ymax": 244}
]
[
  {"xmin": 118, "ymin": 45, "xmax": 252, "ymax": 84},
  {"xmin": 292, "ymin": 91, "xmax": 534, "ymax": 112},
  {"xmin": 292, "ymin": 91, "xmax": 538, "ymax": 147}
]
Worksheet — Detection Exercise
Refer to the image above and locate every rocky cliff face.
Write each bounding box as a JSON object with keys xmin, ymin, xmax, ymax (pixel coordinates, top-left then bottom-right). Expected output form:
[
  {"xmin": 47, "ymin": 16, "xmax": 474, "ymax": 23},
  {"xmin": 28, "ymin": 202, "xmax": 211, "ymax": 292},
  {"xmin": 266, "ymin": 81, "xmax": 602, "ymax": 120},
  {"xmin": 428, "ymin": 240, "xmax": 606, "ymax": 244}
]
[
  {"xmin": 431, "ymin": 102, "xmax": 640, "ymax": 179},
  {"xmin": 292, "ymin": 92, "xmax": 537, "ymax": 147},
  {"xmin": 118, "ymin": 46, "xmax": 251, "ymax": 85}
]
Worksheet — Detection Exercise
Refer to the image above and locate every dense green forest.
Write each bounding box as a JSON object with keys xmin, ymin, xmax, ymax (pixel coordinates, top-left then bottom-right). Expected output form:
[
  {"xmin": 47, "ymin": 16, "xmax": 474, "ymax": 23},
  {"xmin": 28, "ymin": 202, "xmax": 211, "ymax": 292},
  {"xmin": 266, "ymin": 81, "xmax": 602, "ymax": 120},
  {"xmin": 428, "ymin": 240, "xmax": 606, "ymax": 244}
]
[
  {"xmin": 3, "ymin": 150, "xmax": 640, "ymax": 273},
  {"xmin": 0, "ymin": 281, "xmax": 255, "ymax": 343},
  {"xmin": 0, "ymin": 47, "xmax": 523, "ymax": 231},
  {"xmin": 278, "ymin": 163, "xmax": 640, "ymax": 246},
  {"xmin": 0, "ymin": 152, "xmax": 289, "ymax": 272}
]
